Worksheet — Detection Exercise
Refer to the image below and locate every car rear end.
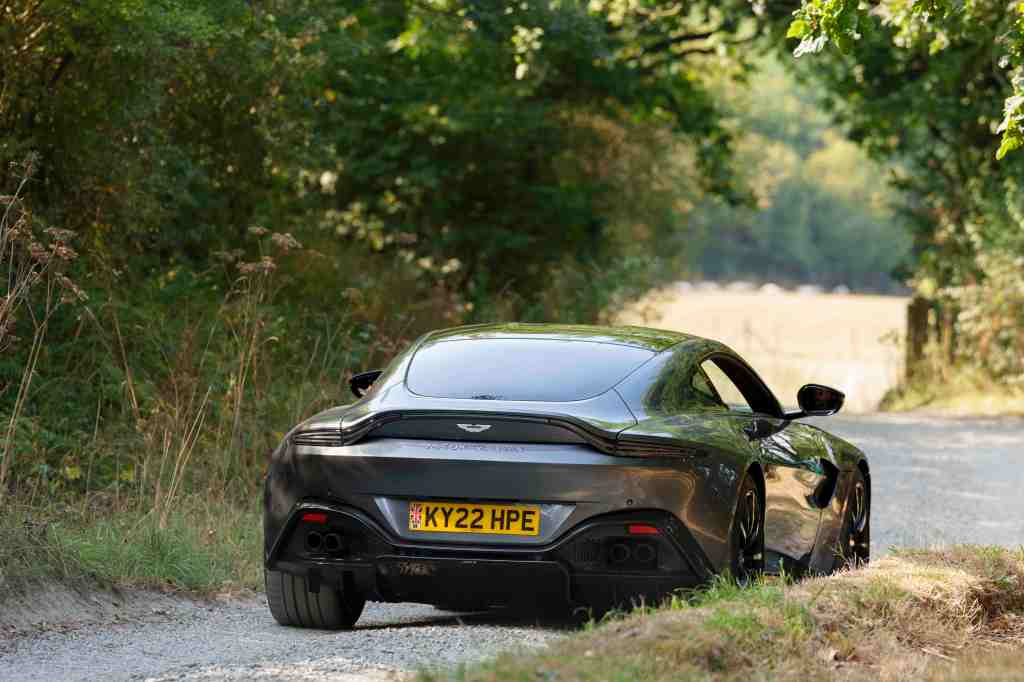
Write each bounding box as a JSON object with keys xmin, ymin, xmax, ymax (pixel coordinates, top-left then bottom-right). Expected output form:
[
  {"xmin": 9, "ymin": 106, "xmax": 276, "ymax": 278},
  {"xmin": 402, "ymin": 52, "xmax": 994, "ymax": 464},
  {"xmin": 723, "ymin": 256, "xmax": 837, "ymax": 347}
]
[{"xmin": 263, "ymin": 327, "xmax": 722, "ymax": 618}]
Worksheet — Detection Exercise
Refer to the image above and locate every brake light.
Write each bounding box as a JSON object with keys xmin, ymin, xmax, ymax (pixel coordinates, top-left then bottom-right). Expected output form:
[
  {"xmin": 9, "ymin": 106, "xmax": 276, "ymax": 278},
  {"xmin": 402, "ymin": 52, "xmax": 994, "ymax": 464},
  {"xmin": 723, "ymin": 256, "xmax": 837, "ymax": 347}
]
[
  {"xmin": 302, "ymin": 512, "xmax": 328, "ymax": 524},
  {"xmin": 628, "ymin": 524, "xmax": 659, "ymax": 535}
]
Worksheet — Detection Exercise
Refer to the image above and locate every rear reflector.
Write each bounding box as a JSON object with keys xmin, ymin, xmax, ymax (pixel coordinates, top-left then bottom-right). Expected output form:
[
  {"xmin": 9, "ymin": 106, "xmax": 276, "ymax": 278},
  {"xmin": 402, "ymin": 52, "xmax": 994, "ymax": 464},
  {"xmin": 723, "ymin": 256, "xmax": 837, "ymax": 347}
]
[
  {"xmin": 628, "ymin": 524, "xmax": 660, "ymax": 535},
  {"xmin": 302, "ymin": 512, "xmax": 328, "ymax": 524}
]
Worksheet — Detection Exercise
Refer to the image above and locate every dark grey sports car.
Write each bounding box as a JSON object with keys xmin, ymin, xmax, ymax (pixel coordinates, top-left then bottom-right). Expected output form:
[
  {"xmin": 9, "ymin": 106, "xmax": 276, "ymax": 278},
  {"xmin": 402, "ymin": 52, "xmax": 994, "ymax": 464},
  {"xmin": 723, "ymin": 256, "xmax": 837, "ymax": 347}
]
[{"xmin": 263, "ymin": 323, "xmax": 870, "ymax": 629}]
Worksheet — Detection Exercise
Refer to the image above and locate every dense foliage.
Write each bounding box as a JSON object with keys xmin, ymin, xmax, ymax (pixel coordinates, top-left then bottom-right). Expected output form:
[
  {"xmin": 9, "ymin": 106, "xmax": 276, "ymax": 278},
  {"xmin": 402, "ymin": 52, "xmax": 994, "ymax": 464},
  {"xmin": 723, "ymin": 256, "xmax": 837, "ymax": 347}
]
[
  {"xmin": 1, "ymin": 0, "xmax": 768, "ymax": 296},
  {"xmin": 0, "ymin": 0, "xmax": 787, "ymax": 499},
  {"xmin": 1, "ymin": 0, "xmax": 1017, "ymax": 509}
]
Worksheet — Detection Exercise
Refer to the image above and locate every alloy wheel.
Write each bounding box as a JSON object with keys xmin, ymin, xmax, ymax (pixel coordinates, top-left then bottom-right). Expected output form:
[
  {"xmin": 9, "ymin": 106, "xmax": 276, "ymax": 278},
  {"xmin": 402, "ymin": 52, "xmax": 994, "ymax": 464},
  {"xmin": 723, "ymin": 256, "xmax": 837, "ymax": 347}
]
[{"xmin": 846, "ymin": 479, "xmax": 869, "ymax": 564}]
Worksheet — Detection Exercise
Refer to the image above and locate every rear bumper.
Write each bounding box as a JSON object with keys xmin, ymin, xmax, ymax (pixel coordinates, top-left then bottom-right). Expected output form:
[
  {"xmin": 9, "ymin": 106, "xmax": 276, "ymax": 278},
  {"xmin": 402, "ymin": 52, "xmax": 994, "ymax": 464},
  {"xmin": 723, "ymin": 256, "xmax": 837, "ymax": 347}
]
[{"xmin": 266, "ymin": 501, "xmax": 712, "ymax": 608}]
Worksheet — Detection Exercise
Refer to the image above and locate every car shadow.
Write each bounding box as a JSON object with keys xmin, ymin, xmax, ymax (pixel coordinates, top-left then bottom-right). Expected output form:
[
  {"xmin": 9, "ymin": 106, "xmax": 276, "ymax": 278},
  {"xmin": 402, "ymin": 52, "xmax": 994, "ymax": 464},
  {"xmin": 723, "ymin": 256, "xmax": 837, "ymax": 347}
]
[{"xmin": 353, "ymin": 605, "xmax": 587, "ymax": 632}]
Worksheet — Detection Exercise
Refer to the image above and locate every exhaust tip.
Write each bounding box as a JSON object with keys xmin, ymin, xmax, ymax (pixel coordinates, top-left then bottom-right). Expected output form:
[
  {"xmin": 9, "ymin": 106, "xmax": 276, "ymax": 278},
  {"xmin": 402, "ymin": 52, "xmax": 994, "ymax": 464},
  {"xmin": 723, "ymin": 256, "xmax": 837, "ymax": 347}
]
[
  {"xmin": 609, "ymin": 542, "xmax": 631, "ymax": 564},
  {"xmin": 305, "ymin": 531, "xmax": 323, "ymax": 552},
  {"xmin": 633, "ymin": 542, "xmax": 656, "ymax": 564},
  {"xmin": 323, "ymin": 532, "xmax": 342, "ymax": 553}
]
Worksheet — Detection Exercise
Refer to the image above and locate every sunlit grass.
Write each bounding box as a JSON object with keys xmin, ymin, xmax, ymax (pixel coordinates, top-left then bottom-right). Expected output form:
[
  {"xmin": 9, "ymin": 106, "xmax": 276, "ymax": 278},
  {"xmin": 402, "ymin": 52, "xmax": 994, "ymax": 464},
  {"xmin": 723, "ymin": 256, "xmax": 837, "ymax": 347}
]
[
  {"xmin": 881, "ymin": 366, "xmax": 1024, "ymax": 416},
  {"xmin": 421, "ymin": 547, "xmax": 1024, "ymax": 682},
  {"xmin": 0, "ymin": 496, "xmax": 261, "ymax": 595}
]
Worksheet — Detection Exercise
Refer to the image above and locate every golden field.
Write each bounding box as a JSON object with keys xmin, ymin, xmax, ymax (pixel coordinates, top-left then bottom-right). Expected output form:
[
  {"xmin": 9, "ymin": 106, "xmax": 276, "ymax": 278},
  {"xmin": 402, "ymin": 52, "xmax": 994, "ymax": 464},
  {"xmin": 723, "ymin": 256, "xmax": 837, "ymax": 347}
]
[{"xmin": 618, "ymin": 286, "xmax": 909, "ymax": 413}]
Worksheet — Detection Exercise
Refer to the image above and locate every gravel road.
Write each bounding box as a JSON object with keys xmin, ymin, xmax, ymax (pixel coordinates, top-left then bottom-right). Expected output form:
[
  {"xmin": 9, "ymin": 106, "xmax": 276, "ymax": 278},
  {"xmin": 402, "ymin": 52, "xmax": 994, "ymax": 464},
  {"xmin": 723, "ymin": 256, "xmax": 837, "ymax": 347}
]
[
  {"xmin": 809, "ymin": 414, "xmax": 1024, "ymax": 550},
  {"xmin": 2, "ymin": 414, "xmax": 1022, "ymax": 681}
]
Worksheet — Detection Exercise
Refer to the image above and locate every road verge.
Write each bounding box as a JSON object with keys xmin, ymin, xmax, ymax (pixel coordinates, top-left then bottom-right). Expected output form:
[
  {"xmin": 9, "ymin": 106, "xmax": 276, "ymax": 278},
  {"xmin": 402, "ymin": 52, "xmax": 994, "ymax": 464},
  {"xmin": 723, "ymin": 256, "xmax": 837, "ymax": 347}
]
[{"xmin": 423, "ymin": 546, "xmax": 1024, "ymax": 681}]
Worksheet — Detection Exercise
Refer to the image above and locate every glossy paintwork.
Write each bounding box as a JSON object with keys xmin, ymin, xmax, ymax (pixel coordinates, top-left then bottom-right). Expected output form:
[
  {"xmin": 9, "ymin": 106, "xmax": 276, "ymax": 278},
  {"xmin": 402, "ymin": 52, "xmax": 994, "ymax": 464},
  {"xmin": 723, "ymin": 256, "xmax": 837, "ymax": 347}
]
[
  {"xmin": 272, "ymin": 437, "xmax": 708, "ymax": 547},
  {"xmin": 421, "ymin": 322, "xmax": 696, "ymax": 352},
  {"xmin": 614, "ymin": 338, "xmax": 785, "ymax": 420},
  {"xmin": 264, "ymin": 323, "xmax": 869, "ymax": 578},
  {"xmin": 757, "ymin": 420, "xmax": 829, "ymax": 563}
]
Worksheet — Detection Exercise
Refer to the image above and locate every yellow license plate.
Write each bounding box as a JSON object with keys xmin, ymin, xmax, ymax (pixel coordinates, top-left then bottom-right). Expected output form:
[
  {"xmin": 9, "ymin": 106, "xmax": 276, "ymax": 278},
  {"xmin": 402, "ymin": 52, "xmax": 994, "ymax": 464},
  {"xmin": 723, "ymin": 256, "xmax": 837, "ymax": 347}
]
[{"xmin": 408, "ymin": 501, "xmax": 540, "ymax": 536}]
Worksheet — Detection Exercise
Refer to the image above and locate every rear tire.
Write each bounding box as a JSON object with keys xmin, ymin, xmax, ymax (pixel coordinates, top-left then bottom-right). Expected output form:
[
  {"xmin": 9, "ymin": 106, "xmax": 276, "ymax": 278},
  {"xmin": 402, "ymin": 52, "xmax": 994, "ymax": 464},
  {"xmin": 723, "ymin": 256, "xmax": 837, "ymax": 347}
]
[
  {"xmin": 265, "ymin": 569, "xmax": 365, "ymax": 629},
  {"xmin": 729, "ymin": 472, "xmax": 765, "ymax": 584},
  {"xmin": 833, "ymin": 469, "xmax": 870, "ymax": 571}
]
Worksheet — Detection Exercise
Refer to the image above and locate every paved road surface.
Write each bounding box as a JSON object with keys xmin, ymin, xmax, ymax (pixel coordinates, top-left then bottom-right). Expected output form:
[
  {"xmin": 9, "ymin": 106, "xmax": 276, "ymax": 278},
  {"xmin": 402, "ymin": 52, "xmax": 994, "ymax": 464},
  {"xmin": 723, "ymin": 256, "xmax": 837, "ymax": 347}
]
[
  {"xmin": 811, "ymin": 414, "xmax": 1024, "ymax": 550},
  {"xmin": 2, "ymin": 415, "xmax": 1022, "ymax": 681}
]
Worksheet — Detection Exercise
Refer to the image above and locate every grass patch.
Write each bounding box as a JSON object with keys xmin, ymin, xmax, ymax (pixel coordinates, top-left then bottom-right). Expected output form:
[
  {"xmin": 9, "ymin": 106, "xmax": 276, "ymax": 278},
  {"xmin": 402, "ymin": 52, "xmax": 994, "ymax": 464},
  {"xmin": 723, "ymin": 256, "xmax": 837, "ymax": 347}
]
[
  {"xmin": 422, "ymin": 546, "xmax": 1024, "ymax": 681},
  {"xmin": 0, "ymin": 495, "xmax": 260, "ymax": 595}
]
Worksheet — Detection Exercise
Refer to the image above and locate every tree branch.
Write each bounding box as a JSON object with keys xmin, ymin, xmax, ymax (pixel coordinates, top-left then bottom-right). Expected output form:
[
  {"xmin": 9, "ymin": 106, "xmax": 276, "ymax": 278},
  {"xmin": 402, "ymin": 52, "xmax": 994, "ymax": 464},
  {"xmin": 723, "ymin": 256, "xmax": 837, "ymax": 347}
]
[
  {"xmin": 642, "ymin": 27, "xmax": 720, "ymax": 56},
  {"xmin": 635, "ymin": 24, "xmax": 764, "ymax": 74}
]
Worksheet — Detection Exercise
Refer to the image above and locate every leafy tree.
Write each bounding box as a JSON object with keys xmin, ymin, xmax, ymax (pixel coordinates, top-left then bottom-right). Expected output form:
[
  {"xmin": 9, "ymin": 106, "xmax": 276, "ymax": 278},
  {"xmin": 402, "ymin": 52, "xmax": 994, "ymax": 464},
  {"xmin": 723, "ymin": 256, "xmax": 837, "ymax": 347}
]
[
  {"xmin": 260, "ymin": 0, "xmax": 783, "ymax": 306},
  {"xmin": 787, "ymin": 0, "xmax": 1022, "ymax": 158},
  {"xmin": 782, "ymin": 0, "xmax": 1024, "ymax": 377}
]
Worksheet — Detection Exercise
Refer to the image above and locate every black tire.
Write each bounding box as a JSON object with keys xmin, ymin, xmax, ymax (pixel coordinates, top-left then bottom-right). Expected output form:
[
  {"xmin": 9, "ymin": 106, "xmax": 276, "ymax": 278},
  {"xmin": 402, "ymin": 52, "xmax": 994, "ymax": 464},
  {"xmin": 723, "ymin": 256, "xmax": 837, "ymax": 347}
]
[
  {"xmin": 265, "ymin": 569, "xmax": 365, "ymax": 630},
  {"xmin": 833, "ymin": 469, "xmax": 870, "ymax": 571},
  {"xmin": 729, "ymin": 472, "xmax": 765, "ymax": 584}
]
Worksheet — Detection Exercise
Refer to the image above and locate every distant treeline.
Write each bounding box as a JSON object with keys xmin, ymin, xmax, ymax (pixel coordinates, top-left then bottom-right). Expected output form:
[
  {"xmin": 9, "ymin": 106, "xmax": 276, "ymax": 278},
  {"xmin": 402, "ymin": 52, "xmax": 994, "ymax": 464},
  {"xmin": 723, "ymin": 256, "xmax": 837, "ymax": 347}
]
[{"xmin": 685, "ymin": 60, "xmax": 912, "ymax": 295}]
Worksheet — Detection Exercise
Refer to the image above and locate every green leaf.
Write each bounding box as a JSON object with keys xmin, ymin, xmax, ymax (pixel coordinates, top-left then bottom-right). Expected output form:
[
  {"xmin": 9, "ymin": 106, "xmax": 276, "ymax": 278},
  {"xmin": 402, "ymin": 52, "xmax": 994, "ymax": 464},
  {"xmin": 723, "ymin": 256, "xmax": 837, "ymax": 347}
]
[
  {"xmin": 996, "ymin": 135, "xmax": 1021, "ymax": 160},
  {"xmin": 787, "ymin": 20, "xmax": 809, "ymax": 39}
]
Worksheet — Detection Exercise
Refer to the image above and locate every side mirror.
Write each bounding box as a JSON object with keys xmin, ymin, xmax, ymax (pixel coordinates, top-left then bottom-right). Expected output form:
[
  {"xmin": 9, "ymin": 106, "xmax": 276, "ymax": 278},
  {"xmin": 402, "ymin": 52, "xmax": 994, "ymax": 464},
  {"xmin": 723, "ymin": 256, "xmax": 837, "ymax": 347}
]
[
  {"xmin": 349, "ymin": 370, "xmax": 383, "ymax": 398},
  {"xmin": 798, "ymin": 384, "xmax": 844, "ymax": 415},
  {"xmin": 787, "ymin": 384, "xmax": 845, "ymax": 419}
]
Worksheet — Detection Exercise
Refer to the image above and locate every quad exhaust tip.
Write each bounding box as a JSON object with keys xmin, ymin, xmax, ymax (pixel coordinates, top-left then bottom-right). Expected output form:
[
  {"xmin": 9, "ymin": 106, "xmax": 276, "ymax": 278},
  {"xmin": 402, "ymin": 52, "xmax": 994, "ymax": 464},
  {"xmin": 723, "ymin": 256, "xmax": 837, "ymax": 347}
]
[
  {"xmin": 305, "ymin": 530, "xmax": 342, "ymax": 554},
  {"xmin": 323, "ymin": 533, "xmax": 342, "ymax": 553},
  {"xmin": 608, "ymin": 540, "xmax": 657, "ymax": 566},
  {"xmin": 633, "ymin": 542, "xmax": 656, "ymax": 564},
  {"xmin": 609, "ymin": 543, "xmax": 631, "ymax": 564}
]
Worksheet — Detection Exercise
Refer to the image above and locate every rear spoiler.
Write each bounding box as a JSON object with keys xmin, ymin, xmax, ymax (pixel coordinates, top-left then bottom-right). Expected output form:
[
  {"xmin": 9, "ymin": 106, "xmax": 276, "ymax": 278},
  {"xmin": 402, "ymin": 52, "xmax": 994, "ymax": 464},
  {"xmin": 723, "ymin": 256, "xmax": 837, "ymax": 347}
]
[{"xmin": 292, "ymin": 410, "xmax": 699, "ymax": 458}]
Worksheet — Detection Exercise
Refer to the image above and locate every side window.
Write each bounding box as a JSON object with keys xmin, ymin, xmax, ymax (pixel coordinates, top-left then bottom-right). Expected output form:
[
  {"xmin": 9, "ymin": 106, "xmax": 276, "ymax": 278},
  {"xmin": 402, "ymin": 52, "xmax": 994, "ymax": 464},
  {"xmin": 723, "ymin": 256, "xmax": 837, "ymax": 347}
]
[
  {"xmin": 690, "ymin": 368, "xmax": 722, "ymax": 408},
  {"xmin": 700, "ymin": 359, "xmax": 752, "ymax": 413},
  {"xmin": 642, "ymin": 351, "xmax": 725, "ymax": 415},
  {"xmin": 645, "ymin": 352, "xmax": 690, "ymax": 415}
]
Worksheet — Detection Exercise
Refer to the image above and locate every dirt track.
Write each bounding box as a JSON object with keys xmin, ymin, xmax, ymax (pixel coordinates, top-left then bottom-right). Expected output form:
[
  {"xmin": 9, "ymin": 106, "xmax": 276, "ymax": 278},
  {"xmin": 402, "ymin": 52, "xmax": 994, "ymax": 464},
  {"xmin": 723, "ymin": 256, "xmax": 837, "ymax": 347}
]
[{"xmin": 3, "ymin": 414, "xmax": 1022, "ymax": 681}]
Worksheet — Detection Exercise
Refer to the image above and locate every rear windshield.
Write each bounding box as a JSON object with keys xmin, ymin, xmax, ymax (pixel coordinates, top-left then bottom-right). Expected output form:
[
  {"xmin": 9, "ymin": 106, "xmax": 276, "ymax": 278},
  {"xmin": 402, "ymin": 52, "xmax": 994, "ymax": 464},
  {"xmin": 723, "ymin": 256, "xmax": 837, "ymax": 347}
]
[{"xmin": 406, "ymin": 338, "xmax": 654, "ymax": 402}]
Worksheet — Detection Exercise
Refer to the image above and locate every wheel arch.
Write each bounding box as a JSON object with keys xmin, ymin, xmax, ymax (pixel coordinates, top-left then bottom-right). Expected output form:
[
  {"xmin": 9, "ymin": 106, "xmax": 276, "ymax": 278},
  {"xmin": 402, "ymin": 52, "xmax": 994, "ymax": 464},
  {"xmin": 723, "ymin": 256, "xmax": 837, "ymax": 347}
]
[
  {"xmin": 856, "ymin": 457, "xmax": 871, "ymax": 514},
  {"xmin": 726, "ymin": 460, "xmax": 767, "ymax": 579},
  {"xmin": 746, "ymin": 460, "xmax": 766, "ymax": 509}
]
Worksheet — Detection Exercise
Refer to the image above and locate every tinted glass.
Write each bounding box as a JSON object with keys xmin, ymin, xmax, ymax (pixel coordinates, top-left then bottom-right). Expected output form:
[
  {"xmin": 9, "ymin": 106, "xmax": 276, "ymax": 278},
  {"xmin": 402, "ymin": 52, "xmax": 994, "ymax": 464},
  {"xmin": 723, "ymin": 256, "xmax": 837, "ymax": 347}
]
[
  {"xmin": 406, "ymin": 339, "xmax": 654, "ymax": 402},
  {"xmin": 701, "ymin": 359, "xmax": 752, "ymax": 412},
  {"xmin": 690, "ymin": 369, "xmax": 721, "ymax": 407}
]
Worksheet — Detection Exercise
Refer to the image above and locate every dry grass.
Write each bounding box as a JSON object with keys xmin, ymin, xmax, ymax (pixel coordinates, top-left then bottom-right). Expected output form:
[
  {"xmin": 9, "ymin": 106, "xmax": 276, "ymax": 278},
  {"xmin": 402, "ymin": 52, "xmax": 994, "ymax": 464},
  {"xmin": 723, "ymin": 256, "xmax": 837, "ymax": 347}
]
[
  {"xmin": 618, "ymin": 287, "xmax": 908, "ymax": 412},
  {"xmin": 881, "ymin": 367, "xmax": 1024, "ymax": 417},
  {"xmin": 0, "ymin": 494, "xmax": 262, "ymax": 596},
  {"xmin": 425, "ymin": 547, "xmax": 1024, "ymax": 682}
]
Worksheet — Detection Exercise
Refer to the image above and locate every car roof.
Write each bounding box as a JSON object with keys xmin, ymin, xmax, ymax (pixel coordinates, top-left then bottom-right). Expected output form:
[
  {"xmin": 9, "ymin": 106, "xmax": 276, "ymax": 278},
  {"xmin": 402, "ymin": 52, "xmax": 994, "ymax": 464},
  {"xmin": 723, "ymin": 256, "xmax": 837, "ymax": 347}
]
[{"xmin": 422, "ymin": 323, "xmax": 702, "ymax": 352}]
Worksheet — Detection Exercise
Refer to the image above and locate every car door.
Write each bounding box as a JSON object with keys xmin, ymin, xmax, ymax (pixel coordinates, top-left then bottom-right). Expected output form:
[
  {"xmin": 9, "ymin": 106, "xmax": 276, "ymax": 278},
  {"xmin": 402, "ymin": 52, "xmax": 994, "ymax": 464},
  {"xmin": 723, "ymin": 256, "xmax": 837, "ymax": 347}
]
[{"xmin": 698, "ymin": 356, "xmax": 828, "ymax": 570}]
